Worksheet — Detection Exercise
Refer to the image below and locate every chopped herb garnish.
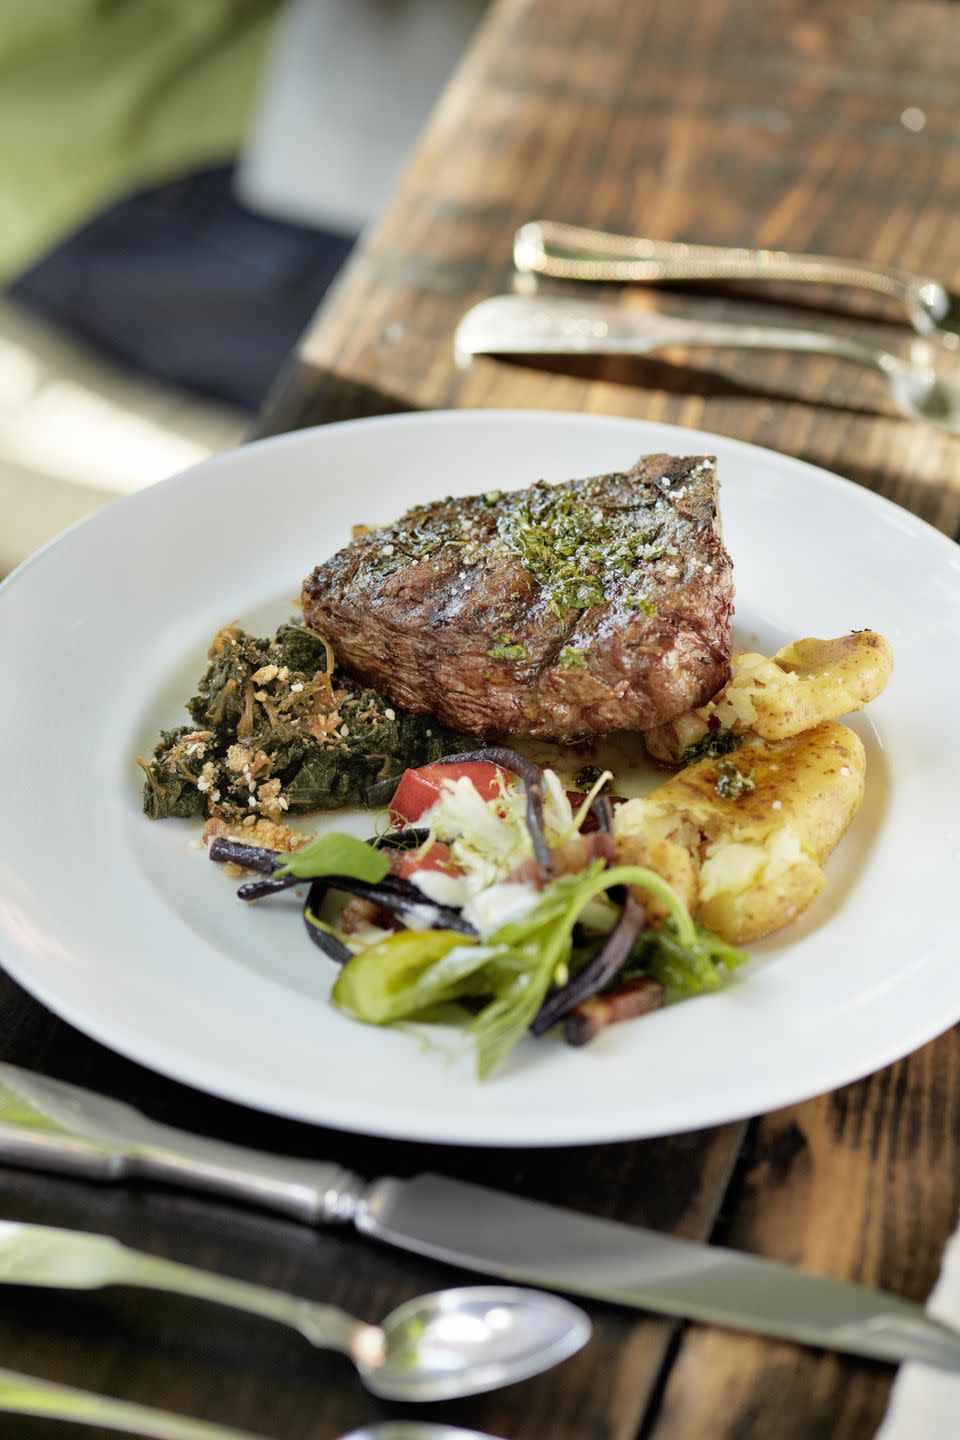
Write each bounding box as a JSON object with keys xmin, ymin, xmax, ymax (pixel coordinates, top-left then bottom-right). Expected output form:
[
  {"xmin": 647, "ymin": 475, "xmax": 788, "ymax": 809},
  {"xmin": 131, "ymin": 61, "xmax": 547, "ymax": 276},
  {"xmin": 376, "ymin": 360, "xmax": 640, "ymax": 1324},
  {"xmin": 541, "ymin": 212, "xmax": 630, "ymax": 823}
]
[
  {"xmin": 487, "ymin": 634, "xmax": 527, "ymax": 661},
  {"xmin": 679, "ymin": 728, "xmax": 743, "ymax": 767},
  {"xmin": 498, "ymin": 484, "xmax": 666, "ymax": 619},
  {"xmin": 714, "ymin": 760, "xmax": 755, "ymax": 800},
  {"xmin": 558, "ymin": 645, "xmax": 588, "ymax": 669},
  {"xmin": 574, "ymin": 764, "xmax": 608, "ymax": 791},
  {"xmin": 624, "ymin": 596, "xmax": 658, "ymax": 616},
  {"xmin": 482, "ymin": 489, "xmax": 503, "ymax": 506}
]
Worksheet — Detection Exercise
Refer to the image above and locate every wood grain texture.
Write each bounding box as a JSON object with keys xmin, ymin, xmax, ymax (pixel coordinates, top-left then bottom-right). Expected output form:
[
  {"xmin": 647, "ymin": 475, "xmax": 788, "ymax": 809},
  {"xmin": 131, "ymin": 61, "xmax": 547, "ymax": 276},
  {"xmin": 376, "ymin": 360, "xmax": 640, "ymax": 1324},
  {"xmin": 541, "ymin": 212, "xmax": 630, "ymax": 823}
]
[
  {"xmin": 647, "ymin": 1033, "xmax": 960, "ymax": 1440},
  {"xmin": 257, "ymin": 0, "xmax": 960, "ymax": 539},
  {"xmin": 0, "ymin": 965, "xmax": 745, "ymax": 1440},
  {"xmin": 3, "ymin": 3, "xmax": 959, "ymax": 1440}
]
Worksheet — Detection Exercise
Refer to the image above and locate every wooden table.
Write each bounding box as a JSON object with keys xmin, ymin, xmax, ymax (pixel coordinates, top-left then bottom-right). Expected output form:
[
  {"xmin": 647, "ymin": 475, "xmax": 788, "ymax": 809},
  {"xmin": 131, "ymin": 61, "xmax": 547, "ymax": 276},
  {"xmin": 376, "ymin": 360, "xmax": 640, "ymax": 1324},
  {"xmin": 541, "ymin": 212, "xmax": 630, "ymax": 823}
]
[{"xmin": 4, "ymin": 3, "xmax": 959, "ymax": 1438}]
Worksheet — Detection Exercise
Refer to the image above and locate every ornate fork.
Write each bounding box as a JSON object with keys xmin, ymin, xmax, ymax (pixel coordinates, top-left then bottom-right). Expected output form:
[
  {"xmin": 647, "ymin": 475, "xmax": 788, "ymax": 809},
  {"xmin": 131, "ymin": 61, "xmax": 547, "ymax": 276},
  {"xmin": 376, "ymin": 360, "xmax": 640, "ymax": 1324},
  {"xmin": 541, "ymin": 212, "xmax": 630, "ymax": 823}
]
[{"xmin": 514, "ymin": 220, "xmax": 960, "ymax": 349}]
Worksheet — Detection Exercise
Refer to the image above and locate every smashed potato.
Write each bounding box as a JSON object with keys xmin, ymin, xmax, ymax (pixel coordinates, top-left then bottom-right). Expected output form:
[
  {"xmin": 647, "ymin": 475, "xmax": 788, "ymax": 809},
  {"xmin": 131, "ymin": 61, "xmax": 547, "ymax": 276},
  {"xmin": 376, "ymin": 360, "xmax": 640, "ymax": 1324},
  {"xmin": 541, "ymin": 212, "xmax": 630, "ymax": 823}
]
[
  {"xmin": 614, "ymin": 829, "xmax": 699, "ymax": 922},
  {"xmin": 617, "ymin": 722, "xmax": 866, "ymax": 943},
  {"xmin": 645, "ymin": 630, "xmax": 892, "ymax": 763}
]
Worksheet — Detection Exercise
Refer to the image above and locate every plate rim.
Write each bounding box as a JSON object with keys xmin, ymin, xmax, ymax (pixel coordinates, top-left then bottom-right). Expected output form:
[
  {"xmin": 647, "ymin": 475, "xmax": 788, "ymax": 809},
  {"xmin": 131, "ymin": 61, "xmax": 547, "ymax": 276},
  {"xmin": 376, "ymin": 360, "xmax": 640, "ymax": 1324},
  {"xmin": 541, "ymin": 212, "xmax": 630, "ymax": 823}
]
[
  {"xmin": 1, "ymin": 407, "xmax": 957, "ymax": 1146},
  {"xmin": 3, "ymin": 407, "xmax": 958, "ymax": 603}
]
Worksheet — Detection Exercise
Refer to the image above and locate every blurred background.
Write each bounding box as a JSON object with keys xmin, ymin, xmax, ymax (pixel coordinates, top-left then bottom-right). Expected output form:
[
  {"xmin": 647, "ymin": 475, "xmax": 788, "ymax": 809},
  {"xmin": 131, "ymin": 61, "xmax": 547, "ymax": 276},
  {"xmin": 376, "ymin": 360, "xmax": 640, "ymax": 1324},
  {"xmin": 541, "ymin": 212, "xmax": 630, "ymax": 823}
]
[{"xmin": 0, "ymin": 0, "xmax": 487, "ymax": 575}]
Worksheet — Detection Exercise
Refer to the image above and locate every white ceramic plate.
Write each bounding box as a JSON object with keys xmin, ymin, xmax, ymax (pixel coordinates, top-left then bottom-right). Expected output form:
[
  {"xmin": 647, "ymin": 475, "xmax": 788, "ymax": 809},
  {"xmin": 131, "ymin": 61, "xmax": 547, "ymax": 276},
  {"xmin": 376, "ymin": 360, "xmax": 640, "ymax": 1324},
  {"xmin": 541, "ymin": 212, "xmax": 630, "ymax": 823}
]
[{"xmin": 1, "ymin": 411, "xmax": 957, "ymax": 1146}]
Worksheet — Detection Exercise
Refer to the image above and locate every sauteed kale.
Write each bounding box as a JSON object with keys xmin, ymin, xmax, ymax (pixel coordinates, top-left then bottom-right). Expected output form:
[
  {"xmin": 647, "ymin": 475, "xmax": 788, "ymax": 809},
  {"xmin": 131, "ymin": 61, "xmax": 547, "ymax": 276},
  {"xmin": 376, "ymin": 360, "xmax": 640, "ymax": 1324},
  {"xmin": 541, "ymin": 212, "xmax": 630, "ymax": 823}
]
[{"xmin": 139, "ymin": 622, "xmax": 469, "ymax": 823}]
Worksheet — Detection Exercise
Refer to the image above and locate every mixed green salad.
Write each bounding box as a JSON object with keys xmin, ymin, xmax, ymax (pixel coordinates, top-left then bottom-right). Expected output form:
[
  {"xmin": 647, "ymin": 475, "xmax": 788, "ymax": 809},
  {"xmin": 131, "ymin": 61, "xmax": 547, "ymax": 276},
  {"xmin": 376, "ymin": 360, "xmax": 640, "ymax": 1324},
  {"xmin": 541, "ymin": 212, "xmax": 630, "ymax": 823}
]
[
  {"xmin": 142, "ymin": 621, "xmax": 744, "ymax": 1078},
  {"xmin": 207, "ymin": 748, "xmax": 745, "ymax": 1078}
]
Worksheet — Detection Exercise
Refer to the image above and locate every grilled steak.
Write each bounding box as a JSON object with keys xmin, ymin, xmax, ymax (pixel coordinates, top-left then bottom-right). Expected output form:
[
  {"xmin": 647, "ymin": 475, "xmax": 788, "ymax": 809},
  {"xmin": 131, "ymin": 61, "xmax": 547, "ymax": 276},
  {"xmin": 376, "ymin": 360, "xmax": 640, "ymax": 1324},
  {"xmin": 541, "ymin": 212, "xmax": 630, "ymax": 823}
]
[{"xmin": 301, "ymin": 454, "xmax": 734, "ymax": 741}]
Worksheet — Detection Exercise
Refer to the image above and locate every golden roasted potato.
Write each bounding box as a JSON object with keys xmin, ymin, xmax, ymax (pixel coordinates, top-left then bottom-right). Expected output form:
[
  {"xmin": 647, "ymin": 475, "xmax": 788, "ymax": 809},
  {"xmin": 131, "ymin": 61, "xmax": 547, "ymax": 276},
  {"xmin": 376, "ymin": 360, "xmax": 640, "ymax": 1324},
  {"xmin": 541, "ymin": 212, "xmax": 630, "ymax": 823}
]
[
  {"xmin": 614, "ymin": 830, "xmax": 699, "ymax": 922},
  {"xmin": 644, "ymin": 630, "xmax": 892, "ymax": 763},
  {"xmin": 617, "ymin": 722, "xmax": 866, "ymax": 943},
  {"xmin": 718, "ymin": 631, "xmax": 893, "ymax": 741}
]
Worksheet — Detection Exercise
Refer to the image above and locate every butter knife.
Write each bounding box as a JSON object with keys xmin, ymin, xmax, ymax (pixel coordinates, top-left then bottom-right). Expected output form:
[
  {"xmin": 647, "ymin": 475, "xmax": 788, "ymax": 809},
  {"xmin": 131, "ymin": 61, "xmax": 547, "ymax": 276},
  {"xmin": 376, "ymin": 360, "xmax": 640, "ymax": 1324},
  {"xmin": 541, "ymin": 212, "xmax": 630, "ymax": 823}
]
[
  {"xmin": 513, "ymin": 218, "xmax": 960, "ymax": 348},
  {"xmin": 0, "ymin": 1062, "xmax": 957, "ymax": 1373},
  {"xmin": 454, "ymin": 295, "xmax": 960, "ymax": 433}
]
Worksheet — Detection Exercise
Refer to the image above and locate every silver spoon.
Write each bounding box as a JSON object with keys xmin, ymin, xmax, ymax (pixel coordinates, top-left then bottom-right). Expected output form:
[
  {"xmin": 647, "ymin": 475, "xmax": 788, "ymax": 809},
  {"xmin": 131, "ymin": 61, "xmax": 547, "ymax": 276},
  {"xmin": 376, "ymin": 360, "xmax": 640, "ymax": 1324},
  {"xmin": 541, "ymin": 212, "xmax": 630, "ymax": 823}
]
[
  {"xmin": 0, "ymin": 1220, "xmax": 589, "ymax": 1402},
  {"xmin": 342, "ymin": 1428, "xmax": 503, "ymax": 1440},
  {"xmin": 455, "ymin": 293, "xmax": 960, "ymax": 434}
]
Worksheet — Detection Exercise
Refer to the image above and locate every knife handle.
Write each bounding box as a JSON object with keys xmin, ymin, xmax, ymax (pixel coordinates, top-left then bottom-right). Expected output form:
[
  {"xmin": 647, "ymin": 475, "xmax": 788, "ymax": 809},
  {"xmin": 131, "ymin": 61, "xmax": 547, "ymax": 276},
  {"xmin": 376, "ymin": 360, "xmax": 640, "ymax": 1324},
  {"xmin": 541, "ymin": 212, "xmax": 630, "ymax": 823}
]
[{"xmin": 0, "ymin": 1063, "xmax": 368, "ymax": 1226}]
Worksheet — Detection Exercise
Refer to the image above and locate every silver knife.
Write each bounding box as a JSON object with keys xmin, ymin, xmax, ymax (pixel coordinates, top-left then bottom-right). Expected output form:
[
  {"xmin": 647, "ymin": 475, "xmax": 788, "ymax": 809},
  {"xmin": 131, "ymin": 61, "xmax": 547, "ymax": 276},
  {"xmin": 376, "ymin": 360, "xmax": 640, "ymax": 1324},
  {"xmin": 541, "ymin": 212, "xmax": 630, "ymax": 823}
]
[
  {"xmin": 453, "ymin": 294, "xmax": 960, "ymax": 436},
  {"xmin": 0, "ymin": 1062, "xmax": 956, "ymax": 1373}
]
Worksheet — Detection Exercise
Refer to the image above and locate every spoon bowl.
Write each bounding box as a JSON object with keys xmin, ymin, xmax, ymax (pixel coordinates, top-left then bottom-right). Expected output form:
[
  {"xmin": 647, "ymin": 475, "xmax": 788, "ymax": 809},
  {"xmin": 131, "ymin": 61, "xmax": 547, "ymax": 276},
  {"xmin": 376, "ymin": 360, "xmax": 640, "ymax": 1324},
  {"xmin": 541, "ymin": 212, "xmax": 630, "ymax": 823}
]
[
  {"xmin": 359, "ymin": 1285, "xmax": 591, "ymax": 1402},
  {"xmin": 340, "ymin": 1426, "xmax": 503, "ymax": 1440},
  {"xmin": 340, "ymin": 1426, "xmax": 504, "ymax": 1440}
]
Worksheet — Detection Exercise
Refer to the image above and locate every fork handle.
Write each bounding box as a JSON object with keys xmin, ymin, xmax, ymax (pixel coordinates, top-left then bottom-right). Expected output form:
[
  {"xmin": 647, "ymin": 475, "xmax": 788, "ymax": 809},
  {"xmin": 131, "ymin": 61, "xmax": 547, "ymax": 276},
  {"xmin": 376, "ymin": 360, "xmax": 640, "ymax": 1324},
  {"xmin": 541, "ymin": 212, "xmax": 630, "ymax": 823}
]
[
  {"xmin": 0, "ymin": 1365, "xmax": 265, "ymax": 1440},
  {"xmin": 514, "ymin": 220, "xmax": 917, "ymax": 304},
  {"xmin": 119, "ymin": 1247, "xmax": 368, "ymax": 1356}
]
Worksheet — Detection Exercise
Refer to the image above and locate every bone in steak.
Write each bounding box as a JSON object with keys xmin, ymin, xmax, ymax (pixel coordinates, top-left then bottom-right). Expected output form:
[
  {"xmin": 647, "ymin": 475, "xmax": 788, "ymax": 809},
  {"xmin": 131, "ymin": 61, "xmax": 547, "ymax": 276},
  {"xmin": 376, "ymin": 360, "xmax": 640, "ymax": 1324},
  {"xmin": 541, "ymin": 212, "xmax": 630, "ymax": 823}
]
[{"xmin": 301, "ymin": 454, "xmax": 734, "ymax": 741}]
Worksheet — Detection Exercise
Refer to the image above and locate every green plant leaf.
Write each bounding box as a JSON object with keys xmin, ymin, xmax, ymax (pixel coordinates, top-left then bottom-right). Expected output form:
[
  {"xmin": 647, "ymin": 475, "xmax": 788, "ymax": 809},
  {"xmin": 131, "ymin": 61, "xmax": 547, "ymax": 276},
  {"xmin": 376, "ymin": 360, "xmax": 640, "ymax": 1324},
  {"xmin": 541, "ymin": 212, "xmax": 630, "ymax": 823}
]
[
  {"xmin": 333, "ymin": 931, "xmax": 488, "ymax": 1023},
  {"xmin": 273, "ymin": 832, "xmax": 390, "ymax": 882}
]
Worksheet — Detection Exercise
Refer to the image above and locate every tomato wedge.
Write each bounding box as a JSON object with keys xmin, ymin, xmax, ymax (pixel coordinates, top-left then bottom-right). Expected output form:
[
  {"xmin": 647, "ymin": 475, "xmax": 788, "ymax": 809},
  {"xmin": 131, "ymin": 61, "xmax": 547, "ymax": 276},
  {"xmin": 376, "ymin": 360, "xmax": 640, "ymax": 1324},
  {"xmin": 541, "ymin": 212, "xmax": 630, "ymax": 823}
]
[{"xmin": 388, "ymin": 760, "xmax": 508, "ymax": 825}]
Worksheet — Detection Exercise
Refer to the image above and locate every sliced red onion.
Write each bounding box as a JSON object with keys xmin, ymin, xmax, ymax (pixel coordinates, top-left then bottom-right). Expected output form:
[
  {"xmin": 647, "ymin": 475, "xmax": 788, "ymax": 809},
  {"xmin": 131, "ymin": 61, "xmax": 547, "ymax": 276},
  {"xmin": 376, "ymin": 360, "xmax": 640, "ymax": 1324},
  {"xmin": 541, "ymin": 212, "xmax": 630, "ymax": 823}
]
[
  {"xmin": 208, "ymin": 837, "xmax": 280, "ymax": 874},
  {"xmin": 303, "ymin": 880, "xmax": 351, "ymax": 964}
]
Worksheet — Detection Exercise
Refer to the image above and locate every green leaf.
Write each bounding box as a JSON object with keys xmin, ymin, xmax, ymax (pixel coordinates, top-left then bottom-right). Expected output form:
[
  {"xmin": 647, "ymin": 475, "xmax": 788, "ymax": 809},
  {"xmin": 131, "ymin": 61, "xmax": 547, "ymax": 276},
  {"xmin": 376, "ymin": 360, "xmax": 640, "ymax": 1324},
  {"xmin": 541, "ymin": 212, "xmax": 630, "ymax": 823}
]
[
  {"xmin": 471, "ymin": 861, "xmax": 697, "ymax": 1078},
  {"xmin": 333, "ymin": 930, "xmax": 488, "ymax": 1023},
  {"xmin": 273, "ymin": 832, "xmax": 390, "ymax": 882},
  {"xmin": 329, "ymin": 855, "xmax": 723, "ymax": 1082},
  {"xmin": 625, "ymin": 921, "xmax": 746, "ymax": 999}
]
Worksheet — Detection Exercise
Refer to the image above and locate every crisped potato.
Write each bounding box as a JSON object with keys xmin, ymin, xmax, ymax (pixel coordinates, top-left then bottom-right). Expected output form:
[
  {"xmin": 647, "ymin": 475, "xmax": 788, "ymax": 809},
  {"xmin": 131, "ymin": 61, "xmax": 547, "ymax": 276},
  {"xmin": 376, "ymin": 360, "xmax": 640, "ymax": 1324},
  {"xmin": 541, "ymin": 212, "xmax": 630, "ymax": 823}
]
[
  {"xmin": 616, "ymin": 722, "xmax": 866, "ymax": 943},
  {"xmin": 614, "ymin": 829, "xmax": 699, "ymax": 922},
  {"xmin": 719, "ymin": 632, "xmax": 893, "ymax": 741},
  {"xmin": 644, "ymin": 630, "xmax": 892, "ymax": 763}
]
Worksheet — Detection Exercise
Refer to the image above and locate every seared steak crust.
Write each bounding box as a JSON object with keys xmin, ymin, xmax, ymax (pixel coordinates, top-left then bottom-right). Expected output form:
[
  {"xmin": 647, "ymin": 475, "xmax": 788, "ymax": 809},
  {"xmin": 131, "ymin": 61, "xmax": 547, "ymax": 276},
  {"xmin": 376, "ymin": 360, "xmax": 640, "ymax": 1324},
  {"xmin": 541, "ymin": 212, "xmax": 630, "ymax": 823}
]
[{"xmin": 301, "ymin": 455, "xmax": 734, "ymax": 741}]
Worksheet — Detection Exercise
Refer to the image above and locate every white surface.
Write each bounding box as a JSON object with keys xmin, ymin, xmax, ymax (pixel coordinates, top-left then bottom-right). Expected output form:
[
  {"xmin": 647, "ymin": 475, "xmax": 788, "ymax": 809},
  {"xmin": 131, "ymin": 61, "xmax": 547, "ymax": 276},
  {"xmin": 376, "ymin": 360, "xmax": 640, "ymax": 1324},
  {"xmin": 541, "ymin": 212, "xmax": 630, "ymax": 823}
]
[
  {"xmin": 876, "ymin": 1213, "xmax": 960, "ymax": 1438},
  {"xmin": 237, "ymin": 0, "xmax": 487, "ymax": 233},
  {"xmin": 0, "ymin": 409, "xmax": 957, "ymax": 1146}
]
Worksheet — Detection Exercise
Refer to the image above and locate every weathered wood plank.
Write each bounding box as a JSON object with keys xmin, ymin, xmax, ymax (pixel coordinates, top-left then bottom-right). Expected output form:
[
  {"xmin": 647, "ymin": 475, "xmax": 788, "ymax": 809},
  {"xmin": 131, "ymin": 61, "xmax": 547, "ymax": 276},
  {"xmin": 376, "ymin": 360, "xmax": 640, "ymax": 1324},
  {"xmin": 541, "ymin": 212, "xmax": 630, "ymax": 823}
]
[
  {"xmin": 258, "ymin": 0, "xmax": 960, "ymax": 537},
  {"xmin": 647, "ymin": 1031, "xmax": 960, "ymax": 1440}
]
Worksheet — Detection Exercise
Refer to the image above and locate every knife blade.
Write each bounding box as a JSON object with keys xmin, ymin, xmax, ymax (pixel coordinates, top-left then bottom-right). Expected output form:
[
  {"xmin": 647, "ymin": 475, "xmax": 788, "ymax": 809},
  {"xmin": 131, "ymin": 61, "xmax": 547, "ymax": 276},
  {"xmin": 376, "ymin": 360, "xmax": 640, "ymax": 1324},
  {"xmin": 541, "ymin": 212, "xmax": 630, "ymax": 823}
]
[{"xmin": 0, "ymin": 1062, "xmax": 956, "ymax": 1373}]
